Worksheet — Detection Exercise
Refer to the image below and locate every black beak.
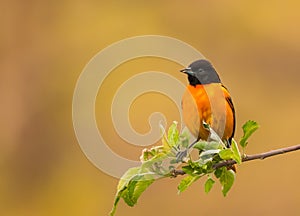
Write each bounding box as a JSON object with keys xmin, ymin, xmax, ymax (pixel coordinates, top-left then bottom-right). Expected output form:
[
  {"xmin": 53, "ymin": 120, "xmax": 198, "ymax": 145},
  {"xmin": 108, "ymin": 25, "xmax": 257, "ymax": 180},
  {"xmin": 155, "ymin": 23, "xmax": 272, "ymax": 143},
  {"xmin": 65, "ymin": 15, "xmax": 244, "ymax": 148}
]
[{"xmin": 180, "ymin": 67, "xmax": 193, "ymax": 75}]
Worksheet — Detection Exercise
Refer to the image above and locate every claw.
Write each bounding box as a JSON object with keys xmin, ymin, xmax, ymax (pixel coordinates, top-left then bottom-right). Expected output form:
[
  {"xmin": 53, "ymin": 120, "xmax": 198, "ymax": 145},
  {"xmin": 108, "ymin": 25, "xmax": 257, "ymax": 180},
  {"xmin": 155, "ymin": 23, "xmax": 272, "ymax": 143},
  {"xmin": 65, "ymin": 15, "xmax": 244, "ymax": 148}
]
[
  {"xmin": 175, "ymin": 140, "xmax": 199, "ymax": 162},
  {"xmin": 176, "ymin": 150, "xmax": 188, "ymax": 162}
]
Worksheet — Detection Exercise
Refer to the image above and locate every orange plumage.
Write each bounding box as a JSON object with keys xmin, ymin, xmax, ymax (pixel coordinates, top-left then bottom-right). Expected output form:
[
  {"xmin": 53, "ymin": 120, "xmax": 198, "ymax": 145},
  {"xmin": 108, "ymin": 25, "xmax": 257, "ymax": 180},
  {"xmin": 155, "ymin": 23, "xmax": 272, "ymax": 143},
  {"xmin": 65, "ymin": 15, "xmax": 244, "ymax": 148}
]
[{"xmin": 182, "ymin": 83, "xmax": 235, "ymax": 145}]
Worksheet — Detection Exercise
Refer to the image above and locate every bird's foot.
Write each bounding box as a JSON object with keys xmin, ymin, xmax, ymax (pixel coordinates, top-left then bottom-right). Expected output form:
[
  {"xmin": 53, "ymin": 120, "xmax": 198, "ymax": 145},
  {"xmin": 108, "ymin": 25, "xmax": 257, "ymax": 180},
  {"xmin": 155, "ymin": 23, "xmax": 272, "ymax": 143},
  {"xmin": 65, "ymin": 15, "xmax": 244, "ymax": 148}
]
[{"xmin": 175, "ymin": 149, "xmax": 188, "ymax": 163}]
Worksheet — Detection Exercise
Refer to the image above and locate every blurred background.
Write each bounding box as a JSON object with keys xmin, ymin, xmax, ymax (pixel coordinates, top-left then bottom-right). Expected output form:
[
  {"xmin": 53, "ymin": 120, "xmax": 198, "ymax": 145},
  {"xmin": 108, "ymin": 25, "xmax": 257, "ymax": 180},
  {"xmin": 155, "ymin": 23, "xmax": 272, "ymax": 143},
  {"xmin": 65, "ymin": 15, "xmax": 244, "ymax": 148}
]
[{"xmin": 1, "ymin": 0, "xmax": 300, "ymax": 215}]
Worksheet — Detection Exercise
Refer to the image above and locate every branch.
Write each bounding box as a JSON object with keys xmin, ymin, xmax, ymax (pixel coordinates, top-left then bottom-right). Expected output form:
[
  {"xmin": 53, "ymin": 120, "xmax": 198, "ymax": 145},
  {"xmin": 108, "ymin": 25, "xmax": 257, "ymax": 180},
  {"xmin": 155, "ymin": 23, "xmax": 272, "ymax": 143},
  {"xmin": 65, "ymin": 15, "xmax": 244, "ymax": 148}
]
[
  {"xmin": 214, "ymin": 144, "xmax": 300, "ymax": 169},
  {"xmin": 173, "ymin": 144, "xmax": 300, "ymax": 177},
  {"xmin": 171, "ymin": 169, "xmax": 186, "ymax": 177}
]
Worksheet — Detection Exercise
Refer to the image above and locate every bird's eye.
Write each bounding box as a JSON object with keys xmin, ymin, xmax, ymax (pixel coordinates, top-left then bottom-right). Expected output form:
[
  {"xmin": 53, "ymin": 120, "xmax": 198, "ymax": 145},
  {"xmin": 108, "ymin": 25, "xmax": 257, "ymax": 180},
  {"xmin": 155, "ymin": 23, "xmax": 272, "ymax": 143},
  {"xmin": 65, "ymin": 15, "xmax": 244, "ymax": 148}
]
[{"xmin": 198, "ymin": 69, "xmax": 204, "ymax": 73}]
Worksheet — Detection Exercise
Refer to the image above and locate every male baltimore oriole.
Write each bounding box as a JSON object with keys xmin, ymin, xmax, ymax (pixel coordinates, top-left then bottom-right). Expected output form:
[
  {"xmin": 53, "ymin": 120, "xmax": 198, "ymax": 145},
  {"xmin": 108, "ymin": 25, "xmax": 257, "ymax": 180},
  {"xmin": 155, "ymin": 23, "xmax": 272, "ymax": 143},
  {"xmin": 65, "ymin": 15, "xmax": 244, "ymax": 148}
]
[{"xmin": 180, "ymin": 59, "xmax": 235, "ymax": 149}]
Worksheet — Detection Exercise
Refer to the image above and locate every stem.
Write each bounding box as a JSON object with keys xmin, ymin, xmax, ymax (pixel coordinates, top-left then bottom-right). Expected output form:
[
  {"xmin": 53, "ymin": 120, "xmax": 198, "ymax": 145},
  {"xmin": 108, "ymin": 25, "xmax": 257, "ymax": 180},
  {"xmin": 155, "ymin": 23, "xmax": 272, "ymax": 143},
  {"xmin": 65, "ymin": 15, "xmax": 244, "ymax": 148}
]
[{"xmin": 172, "ymin": 144, "xmax": 300, "ymax": 176}]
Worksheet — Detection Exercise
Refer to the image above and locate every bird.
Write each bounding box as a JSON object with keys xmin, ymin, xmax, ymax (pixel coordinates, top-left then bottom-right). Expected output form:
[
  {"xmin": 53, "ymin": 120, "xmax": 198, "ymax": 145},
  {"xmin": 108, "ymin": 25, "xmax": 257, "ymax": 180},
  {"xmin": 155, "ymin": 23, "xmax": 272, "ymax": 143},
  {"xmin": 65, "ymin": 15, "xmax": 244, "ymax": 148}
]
[{"xmin": 179, "ymin": 59, "xmax": 235, "ymax": 152}]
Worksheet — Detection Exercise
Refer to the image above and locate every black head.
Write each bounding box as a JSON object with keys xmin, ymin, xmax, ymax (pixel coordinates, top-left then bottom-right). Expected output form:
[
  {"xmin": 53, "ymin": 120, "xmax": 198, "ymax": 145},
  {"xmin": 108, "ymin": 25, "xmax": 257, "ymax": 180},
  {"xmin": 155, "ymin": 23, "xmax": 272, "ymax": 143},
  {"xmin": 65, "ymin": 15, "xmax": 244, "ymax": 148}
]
[{"xmin": 180, "ymin": 59, "xmax": 221, "ymax": 86}]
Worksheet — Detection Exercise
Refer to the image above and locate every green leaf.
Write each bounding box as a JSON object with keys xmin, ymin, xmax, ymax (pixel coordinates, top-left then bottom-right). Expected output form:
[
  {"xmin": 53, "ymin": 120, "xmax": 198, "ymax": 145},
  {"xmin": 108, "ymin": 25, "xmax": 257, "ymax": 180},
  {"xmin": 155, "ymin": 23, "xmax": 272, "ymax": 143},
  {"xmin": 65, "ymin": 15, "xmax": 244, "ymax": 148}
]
[
  {"xmin": 110, "ymin": 192, "xmax": 122, "ymax": 216},
  {"xmin": 204, "ymin": 177, "xmax": 215, "ymax": 194},
  {"xmin": 218, "ymin": 140, "xmax": 241, "ymax": 165},
  {"xmin": 219, "ymin": 167, "xmax": 235, "ymax": 196},
  {"xmin": 219, "ymin": 149, "xmax": 234, "ymax": 160},
  {"xmin": 214, "ymin": 168, "xmax": 222, "ymax": 178},
  {"xmin": 117, "ymin": 167, "xmax": 140, "ymax": 191},
  {"xmin": 110, "ymin": 167, "xmax": 140, "ymax": 215},
  {"xmin": 178, "ymin": 175, "xmax": 201, "ymax": 194},
  {"xmin": 239, "ymin": 120, "xmax": 259, "ymax": 149},
  {"xmin": 181, "ymin": 165, "xmax": 195, "ymax": 176},
  {"xmin": 194, "ymin": 141, "xmax": 223, "ymax": 151},
  {"xmin": 140, "ymin": 152, "xmax": 170, "ymax": 175},
  {"xmin": 231, "ymin": 139, "xmax": 242, "ymax": 164},
  {"xmin": 168, "ymin": 121, "xmax": 179, "ymax": 147},
  {"xmin": 198, "ymin": 149, "xmax": 221, "ymax": 165},
  {"xmin": 125, "ymin": 174, "xmax": 155, "ymax": 206},
  {"xmin": 200, "ymin": 149, "xmax": 221, "ymax": 156},
  {"xmin": 110, "ymin": 167, "xmax": 156, "ymax": 216},
  {"xmin": 179, "ymin": 130, "xmax": 190, "ymax": 148},
  {"xmin": 161, "ymin": 132, "xmax": 170, "ymax": 151}
]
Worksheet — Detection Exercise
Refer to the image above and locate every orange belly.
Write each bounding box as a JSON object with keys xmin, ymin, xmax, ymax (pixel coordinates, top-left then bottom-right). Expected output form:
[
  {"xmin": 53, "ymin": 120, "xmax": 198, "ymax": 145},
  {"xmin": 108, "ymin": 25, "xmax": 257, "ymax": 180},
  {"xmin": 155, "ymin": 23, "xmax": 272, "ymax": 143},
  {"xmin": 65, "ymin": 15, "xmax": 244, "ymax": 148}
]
[{"xmin": 182, "ymin": 83, "xmax": 235, "ymax": 142}]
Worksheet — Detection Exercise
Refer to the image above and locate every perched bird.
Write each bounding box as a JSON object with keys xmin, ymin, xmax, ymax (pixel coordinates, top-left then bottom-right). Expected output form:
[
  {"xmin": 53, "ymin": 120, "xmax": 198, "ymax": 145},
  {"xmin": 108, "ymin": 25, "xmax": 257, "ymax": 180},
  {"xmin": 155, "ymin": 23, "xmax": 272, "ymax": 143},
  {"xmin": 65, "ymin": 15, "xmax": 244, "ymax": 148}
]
[{"xmin": 180, "ymin": 59, "xmax": 235, "ymax": 148}]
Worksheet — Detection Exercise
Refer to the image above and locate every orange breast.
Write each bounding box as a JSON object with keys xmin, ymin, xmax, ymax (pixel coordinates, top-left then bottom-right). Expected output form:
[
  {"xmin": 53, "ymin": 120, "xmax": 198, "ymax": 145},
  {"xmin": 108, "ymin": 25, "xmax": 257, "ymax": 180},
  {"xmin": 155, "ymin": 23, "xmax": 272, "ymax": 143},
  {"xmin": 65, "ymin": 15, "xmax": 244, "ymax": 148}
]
[{"xmin": 182, "ymin": 83, "xmax": 235, "ymax": 142}]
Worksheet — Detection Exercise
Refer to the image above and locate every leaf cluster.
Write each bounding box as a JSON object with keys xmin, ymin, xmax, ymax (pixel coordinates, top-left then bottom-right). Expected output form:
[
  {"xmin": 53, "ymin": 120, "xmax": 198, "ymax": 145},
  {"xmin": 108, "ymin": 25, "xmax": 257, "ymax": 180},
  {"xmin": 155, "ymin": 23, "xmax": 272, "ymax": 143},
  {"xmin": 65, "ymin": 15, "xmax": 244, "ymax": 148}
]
[{"xmin": 110, "ymin": 120, "xmax": 259, "ymax": 215}]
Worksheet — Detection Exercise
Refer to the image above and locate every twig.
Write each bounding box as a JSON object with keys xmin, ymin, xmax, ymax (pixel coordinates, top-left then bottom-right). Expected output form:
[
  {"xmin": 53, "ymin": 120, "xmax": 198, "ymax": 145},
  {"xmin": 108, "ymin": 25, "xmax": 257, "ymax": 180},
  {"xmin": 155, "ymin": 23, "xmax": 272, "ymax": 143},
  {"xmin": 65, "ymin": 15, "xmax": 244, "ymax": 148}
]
[
  {"xmin": 171, "ymin": 169, "xmax": 186, "ymax": 177},
  {"xmin": 214, "ymin": 144, "xmax": 300, "ymax": 169},
  {"xmin": 172, "ymin": 144, "xmax": 300, "ymax": 176}
]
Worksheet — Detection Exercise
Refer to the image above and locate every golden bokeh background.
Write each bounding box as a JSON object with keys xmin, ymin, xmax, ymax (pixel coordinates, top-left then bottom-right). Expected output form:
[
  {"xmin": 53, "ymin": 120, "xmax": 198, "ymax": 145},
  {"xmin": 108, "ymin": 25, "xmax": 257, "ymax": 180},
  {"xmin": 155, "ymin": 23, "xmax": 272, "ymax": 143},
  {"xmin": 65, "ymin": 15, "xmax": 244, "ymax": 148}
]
[{"xmin": 1, "ymin": 1, "xmax": 300, "ymax": 215}]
